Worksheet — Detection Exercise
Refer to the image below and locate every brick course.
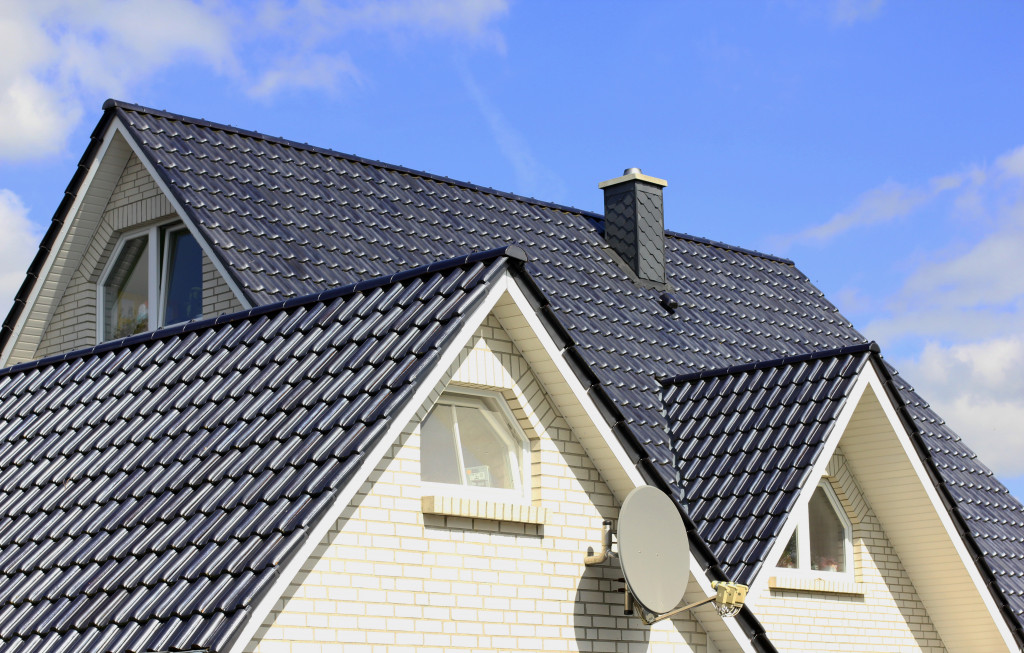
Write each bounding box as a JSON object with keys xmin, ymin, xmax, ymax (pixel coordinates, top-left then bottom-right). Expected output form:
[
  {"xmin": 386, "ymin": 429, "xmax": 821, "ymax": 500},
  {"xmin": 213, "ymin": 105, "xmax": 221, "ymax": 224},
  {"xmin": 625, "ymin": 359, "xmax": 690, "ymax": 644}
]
[
  {"xmin": 36, "ymin": 152, "xmax": 243, "ymax": 358},
  {"xmin": 245, "ymin": 316, "xmax": 711, "ymax": 653},
  {"xmin": 755, "ymin": 448, "xmax": 947, "ymax": 652}
]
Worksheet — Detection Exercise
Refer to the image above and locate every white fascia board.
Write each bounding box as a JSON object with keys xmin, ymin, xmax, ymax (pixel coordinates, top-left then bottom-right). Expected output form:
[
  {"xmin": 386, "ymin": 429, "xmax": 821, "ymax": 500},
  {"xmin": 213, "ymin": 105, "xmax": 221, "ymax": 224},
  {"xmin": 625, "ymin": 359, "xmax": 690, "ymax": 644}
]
[
  {"xmin": 745, "ymin": 369, "xmax": 872, "ymax": 603},
  {"xmin": 497, "ymin": 279, "xmax": 756, "ymax": 653},
  {"xmin": 110, "ymin": 119, "xmax": 252, "ymax": 312},
  {"xmin": 229, "ymin": 272, "xmax": 512, "ymax": 653},
  {"xmin": 498, "ymin": 279, "xmax": 645, "ymax": 496},
  {"xmin": 231, "ymin": 270, "xmax": 758, "ymax": 653},
  {"xmin": 853, "ymin": 363, "xmax": 1019, "ymax": 650},
  {"xmin": 0, "ymin": 123, "xmax": 125, "ymax": 368}
]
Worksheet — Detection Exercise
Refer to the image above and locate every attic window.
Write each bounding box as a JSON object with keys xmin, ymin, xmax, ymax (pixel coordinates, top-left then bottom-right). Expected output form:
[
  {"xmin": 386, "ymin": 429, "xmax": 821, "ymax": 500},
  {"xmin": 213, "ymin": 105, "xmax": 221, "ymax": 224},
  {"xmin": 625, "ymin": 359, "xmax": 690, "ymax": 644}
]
[
  {"xmin": 420, "ymin": 390, "xmax": 528, "ymax": 501},
  {"xmin": 776, "ymin": 480, "xmax": 852, "ymax": 575},
  {"xmin": 100, "ymin": 225, "xmax": 203, "ymax": 341}
]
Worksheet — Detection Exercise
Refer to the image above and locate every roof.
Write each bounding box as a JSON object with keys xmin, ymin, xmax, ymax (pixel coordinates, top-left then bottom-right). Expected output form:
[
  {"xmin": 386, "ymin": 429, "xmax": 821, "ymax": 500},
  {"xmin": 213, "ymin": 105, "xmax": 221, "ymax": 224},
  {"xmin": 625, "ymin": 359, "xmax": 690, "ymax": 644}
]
[
  {"xmin": 664, "ymin": 344, "xmax": 875, "ymax": 582},
  {"xmin": 0, "ymin": 247, "xmax": 519, "ymax": 652},
  {"xmin": 2, "ymin": 99, "xmax": 1024, "ymax": 648}
]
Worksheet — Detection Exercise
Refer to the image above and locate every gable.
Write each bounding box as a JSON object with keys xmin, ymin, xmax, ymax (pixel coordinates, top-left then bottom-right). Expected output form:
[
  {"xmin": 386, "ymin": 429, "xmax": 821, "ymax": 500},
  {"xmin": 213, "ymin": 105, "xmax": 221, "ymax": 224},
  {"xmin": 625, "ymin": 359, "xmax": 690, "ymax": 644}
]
[
  {"xmin": 2, "ymin": 127, "xmax": 245, "ymax": 367},
  {"xmin": 749, "ymin": 373, "xmax": 1020, "ymax": 651},
  {"xmin": 755, "ymin": 447, "xmax": 947, "ymax": 652},
  {"xmin": 244, "ymin": 316, "xmax": 719, "ymax": 652},
  {"xmin": 836, "ymin": 383, "xmax": 1018, "ymax": 650},
  {"xmin": 31, "ymin": 152, "xmax": 244, "ymax": 360},
  {"xmin": 0, "ymin": 249, "xmax": 517, "ymax": 653}
]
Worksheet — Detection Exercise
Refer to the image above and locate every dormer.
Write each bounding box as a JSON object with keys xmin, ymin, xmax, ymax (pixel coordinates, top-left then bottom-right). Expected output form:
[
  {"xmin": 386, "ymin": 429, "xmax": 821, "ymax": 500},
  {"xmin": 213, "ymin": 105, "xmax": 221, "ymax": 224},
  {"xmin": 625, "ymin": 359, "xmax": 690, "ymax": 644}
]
[{"xmin": 0, "ymin": 116, "xmax": 247, "ymax": 366}]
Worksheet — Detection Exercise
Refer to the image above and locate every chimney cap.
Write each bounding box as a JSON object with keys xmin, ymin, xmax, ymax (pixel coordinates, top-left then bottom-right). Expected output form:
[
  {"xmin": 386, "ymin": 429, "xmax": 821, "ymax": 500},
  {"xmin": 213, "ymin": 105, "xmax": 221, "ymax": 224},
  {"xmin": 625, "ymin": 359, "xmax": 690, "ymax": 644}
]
[{"xmin": 598, "ymin": 168, "xmax": 668, "ymax": 189}]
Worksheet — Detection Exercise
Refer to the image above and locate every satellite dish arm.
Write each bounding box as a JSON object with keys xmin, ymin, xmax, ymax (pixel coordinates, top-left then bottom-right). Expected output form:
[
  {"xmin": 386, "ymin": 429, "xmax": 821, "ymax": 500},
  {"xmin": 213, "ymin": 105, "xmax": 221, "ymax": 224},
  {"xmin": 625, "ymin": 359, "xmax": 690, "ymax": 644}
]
[{"xmin": 635, "ymin": 581, "xmax": 749, "ymax": 624}]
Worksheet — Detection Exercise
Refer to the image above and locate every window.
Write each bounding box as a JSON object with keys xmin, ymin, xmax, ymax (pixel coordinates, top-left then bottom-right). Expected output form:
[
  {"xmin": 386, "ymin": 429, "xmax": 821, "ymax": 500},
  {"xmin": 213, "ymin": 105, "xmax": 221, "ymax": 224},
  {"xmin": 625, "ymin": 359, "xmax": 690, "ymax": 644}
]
[
  {"xmin": 100, "ymin": 224, "xmax": 203, "ymax": 341},
  {"xmin": 420, "ymin": 390, "xmax": 529, "ymax": 501},
  {"xmin": 776, "ymin": 480, "xmax": 852, "ymax": 575}
]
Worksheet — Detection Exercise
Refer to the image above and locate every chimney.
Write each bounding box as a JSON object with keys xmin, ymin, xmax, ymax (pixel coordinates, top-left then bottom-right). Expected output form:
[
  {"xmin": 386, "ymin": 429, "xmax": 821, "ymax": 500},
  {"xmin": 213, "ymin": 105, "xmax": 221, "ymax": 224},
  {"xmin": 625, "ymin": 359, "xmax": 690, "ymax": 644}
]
[{"xmin": 599, "ymin": 168, "xmax": 668, "ymax": 284}]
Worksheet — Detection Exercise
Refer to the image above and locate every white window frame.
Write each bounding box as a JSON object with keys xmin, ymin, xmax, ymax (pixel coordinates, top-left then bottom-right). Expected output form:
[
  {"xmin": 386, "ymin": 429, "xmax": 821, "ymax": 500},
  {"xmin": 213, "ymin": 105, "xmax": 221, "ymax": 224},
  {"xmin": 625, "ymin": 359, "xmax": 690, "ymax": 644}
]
[
  {"xmin": 97, "ymin": 220, "xmax": 199, "ymax": 342},
  {"xmin": 777, "ymin": 479, "xmax": 854, "ymax": 580},
  {"xmin": 420, "ymin": 387, "xmax": 531, "ymax": 504}
]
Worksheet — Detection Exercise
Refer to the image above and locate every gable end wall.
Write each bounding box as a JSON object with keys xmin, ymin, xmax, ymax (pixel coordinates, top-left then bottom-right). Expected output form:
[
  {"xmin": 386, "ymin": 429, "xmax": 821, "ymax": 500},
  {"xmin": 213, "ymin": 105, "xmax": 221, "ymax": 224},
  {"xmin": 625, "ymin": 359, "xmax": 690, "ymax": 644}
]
[
  {"xmin": 244, "ymin": 315, "xmax": 715, "ymax": 653},
  {"xmin": 755, "ymin": 447, "xmax": 946, "ymax": 652},
  {"xmin": 35, "ymin": 152, "xmax": 244, "ymax": 359}
]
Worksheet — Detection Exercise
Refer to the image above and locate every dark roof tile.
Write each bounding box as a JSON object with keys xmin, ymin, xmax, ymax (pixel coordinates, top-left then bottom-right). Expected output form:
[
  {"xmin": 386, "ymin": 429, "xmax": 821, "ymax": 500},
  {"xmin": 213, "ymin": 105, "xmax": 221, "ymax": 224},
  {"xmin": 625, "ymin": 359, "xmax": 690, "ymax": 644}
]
[{"xmin": 0, "ymin": 248, "xmax": 514, "ymax": 651}]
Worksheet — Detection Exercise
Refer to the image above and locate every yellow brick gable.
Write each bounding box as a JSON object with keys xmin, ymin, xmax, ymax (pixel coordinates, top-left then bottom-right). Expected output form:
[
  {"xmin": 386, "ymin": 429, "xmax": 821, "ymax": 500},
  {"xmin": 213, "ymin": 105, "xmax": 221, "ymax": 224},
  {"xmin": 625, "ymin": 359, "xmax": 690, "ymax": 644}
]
[
  {"xmin": 244, "ymin": 315, "xmax": 712, "ymax": 652},
  {"xmin": 754, "ymin": 448, "xmax": 947, "ymax": 652}
]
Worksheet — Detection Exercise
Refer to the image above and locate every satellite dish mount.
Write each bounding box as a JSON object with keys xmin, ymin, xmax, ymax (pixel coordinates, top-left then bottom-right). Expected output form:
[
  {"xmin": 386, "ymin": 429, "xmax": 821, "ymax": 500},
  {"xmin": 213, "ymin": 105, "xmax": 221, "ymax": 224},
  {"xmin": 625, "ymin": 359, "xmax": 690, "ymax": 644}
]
[{"xmin": 585, "ymin": 486, "xmax": 748, "ymax": 622}]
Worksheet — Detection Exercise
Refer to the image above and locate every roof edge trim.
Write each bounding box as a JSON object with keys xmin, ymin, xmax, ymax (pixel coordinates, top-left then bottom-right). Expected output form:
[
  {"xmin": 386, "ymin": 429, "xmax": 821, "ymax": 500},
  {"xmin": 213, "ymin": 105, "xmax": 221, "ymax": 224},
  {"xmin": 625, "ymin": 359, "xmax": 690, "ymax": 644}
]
[
  {"xmin": 0, "ymin": 245, "xmax": 526, "ymax": 378},
  {"xmin": 869, "ymin": 356, "xmax": 1024, "ymax": 647},
  {"xmin": 0, "ymin": 110, "xmax": 117, "ymax": 358},
  {"xmin": 661, "ymin": 342, "xmax": 879, "ymax": 386}
]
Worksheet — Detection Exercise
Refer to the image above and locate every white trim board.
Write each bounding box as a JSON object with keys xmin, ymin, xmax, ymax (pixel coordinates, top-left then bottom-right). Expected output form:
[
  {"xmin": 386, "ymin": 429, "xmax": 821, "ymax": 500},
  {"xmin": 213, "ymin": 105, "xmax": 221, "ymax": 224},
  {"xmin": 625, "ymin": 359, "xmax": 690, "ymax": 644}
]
[
  {"xmin": 231, "ymin": 273, "xmax": 758, "ymax": 653},
  {"xmin": 110, "ymin": 119, "xmax": 252, "ymax": 312},
  {"xmin": 0, "ymin": 125, "xmax": 131, "ymax": 367},
  {"xmin": 748, "ymin": 362, "xmax": 1018, "ymax": 651}
]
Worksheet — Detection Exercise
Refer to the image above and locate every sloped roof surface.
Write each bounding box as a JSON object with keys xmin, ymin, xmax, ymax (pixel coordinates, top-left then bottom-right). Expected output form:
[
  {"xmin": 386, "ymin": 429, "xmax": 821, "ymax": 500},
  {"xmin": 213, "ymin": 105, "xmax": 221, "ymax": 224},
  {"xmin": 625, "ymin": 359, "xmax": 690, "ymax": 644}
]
[
  {"xmin": 663, "ymin": 345, "xmax": 873, "ymax": 582},
  {"xmin": 111, "ymin": 104, "xmax": 865, "ymax": 493},
  {"xmin": 100, "ymin": 101, "xmax": 1024, "ymax": 640},
  {"xmin": 0, "ymin": 248, "xmax": 515, "ymax": 653},
  {"xmin": 885, "ymin": 366, "xmax": 1024, "ymax": 629},
  {"xmin": 3, "ymin": 99, "xmax": 1023, "ymax": 645}
]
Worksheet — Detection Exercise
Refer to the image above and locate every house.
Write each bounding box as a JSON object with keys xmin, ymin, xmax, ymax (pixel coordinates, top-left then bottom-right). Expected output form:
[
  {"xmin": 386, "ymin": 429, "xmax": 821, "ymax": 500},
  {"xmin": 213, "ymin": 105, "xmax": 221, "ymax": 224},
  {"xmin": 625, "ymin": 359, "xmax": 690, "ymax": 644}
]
[{"xmin": 0, "ymin": 99, "xmax": 1022, "ymax": 652}]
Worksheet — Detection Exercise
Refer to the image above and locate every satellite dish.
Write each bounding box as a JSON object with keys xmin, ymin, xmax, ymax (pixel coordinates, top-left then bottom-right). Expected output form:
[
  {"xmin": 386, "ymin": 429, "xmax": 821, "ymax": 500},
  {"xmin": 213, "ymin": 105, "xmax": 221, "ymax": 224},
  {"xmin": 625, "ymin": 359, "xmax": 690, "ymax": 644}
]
[{"xmin": 617, "ymin": 486, "xmax": 690, "ymax": 614}]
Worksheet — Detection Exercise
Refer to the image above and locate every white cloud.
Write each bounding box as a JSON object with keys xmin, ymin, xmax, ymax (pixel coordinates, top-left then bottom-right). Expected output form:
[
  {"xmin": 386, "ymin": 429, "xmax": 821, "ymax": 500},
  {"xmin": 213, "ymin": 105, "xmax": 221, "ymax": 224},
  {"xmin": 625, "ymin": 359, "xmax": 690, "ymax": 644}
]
[
  {"xmin": 0, "ymin": 0, "xmax": 237, "ymax": 159},
  {"xmin": 0, "ymin": 0, "xmax": 508, "ymax": 158},
  {"xmin": 250, "ymin": 53, "xmax": 361, "ymax": 98},
  {"xmin": 0, "ymin": 190, "xmax": 42, "ymax": 317},
  {"xmin": 896, "ymin": 337, "xmax": 1024, "ymax": 477},
  {"xmin": 460, "ymin": 69, "xmax": 564, "ymax": 202},
  {"xmin": 776, "ymin": 173, "xmax": 968, "ymax": 248},
  {"xmin": 832, "ymin": 0, "xmax": 885, "ymax": 25},
  {"xmin": 248, "ymin": 0, "xmax": 507, "ymax": 97},
  {"xmin": 832, "ymin": 145, "xmax": 1024, "ymax": 478},
  {"xmin": 864, "ymin": 196, "xmax": 1024, "ymax": 344}
]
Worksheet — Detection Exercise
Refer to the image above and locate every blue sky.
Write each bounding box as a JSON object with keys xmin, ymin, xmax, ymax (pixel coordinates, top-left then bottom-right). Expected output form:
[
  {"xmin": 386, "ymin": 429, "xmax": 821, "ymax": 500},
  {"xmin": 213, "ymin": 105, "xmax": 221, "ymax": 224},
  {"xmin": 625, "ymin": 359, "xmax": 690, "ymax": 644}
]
[{"xmin": 1, "ymin": 0, "xmax": 1023, "ymax": 495}]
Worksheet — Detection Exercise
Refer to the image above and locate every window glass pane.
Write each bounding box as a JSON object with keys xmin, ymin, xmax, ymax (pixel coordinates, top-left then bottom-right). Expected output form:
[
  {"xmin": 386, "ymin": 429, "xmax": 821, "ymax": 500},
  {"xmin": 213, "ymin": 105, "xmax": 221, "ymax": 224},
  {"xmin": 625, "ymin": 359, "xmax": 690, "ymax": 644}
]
[
  {"xmin": 778, "ymin": 531, "xmax": 799, "ymax": 569},
  {"xmin": 809, "ymin": 486, "xmax": 846, "ymax": 572},
  {"xmin": 421, "ymin": 406, "xmax": 462, "ymax": 484},
  {"xmin": 455, "ymin": 404, "xmax": 517, "ymax": 489},
  {"xmin": 163, "ymin": 230, "xmax": 203, "ymax": 325},
  {"xmin": 104, "ymin": 237, "xmax": 149, "ymax": 340}
]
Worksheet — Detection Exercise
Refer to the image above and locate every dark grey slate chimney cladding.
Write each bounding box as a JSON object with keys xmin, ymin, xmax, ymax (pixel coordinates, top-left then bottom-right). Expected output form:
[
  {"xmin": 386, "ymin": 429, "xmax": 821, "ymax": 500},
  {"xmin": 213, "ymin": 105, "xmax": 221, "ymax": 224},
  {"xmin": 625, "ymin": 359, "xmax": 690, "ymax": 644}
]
[{"xmin": 599, "ymin": 168, "xmax": 668, "ymax": 284}]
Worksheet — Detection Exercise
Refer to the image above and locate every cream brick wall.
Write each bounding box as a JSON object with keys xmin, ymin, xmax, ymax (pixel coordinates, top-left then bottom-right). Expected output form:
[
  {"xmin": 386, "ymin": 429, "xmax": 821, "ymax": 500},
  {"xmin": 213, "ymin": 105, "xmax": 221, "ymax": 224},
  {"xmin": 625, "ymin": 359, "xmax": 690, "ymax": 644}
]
[
  {"xmin": 202, "ymin": 252, "xmax": 245, "ymax": 317},
  {"xmin": 35, "ymin": 152, "xmax": 242, "ymax": 358},
  {"xmin": 755, "ymin": 448, "xmax": 946, "ymax": 652},
  {"xmin": 245, "ymin": 315, "xmax": 713, "ymax": 653}
]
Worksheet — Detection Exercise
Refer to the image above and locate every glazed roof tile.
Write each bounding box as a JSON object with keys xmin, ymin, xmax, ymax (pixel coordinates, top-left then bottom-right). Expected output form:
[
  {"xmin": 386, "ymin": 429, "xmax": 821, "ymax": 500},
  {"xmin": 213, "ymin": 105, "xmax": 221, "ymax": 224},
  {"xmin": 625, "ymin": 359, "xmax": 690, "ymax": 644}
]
[
  {"xmin": 2, "ymin": 99, "xmax": 1023, "ymax": 647},
  {"xmin": 663, "ymin": 344, "xmax": 874, "ymax": 583},
  {"xmin": 0, "ymin": 247, "xmax": 518, "ymax": 652}
]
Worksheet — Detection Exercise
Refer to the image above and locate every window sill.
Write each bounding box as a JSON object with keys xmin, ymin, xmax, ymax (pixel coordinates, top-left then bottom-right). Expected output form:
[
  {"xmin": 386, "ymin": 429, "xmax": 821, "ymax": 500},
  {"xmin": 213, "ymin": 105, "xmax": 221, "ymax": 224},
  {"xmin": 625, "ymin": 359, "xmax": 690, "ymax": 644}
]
[
  {"xmin": 768, "ymin": 574, "xmax": 863, "ymax": 596},
  {"xmin": 422, "ymin": 495, "xmax": 546, "ymax": 525}
]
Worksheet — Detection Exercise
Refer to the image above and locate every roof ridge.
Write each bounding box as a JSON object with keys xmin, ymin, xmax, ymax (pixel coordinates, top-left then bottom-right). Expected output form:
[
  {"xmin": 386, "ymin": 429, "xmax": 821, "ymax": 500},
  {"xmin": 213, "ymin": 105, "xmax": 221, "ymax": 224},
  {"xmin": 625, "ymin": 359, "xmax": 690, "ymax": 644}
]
[
  {"xmin": 665, "ymin": 229, "xmax": 794, "ymax": 266},
  {"xmin": 0, "ymin": 245, "xmax": 525, "ymax": 378},
  {"xmin": 107, "ymin": 100, "xmax": 796, "ymax": 269},
  {"xmin": 104, "ymin": 99, "xmax": 606, "ymax": 222},
  {"xmin": 661, "ymin": 341, "xmax": 878, "ymax": 386}
]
